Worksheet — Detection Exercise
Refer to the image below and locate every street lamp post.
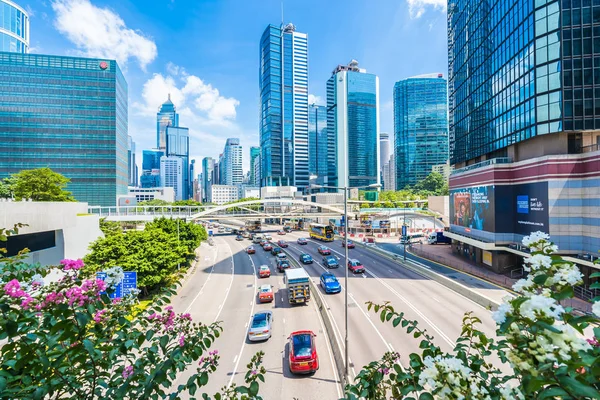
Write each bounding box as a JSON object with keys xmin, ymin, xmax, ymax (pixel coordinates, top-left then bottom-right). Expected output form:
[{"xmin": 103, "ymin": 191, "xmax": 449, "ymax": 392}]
[{"xmin": 310, "ymin": 182, "xmax": 381, "ymax": 384}]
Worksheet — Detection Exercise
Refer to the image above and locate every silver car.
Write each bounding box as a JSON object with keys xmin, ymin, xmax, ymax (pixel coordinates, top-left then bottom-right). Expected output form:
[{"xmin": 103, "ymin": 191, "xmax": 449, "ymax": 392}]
[{"xmin": 248, "ymin": 311, "xmax": 273, "ymax": 342}]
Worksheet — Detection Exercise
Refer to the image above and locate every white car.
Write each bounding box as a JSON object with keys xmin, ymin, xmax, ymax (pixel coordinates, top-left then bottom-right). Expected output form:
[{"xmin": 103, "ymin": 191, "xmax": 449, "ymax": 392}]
[{"xmin": 265, "ymin": 235, "xmax": 272, "ymax": 240}]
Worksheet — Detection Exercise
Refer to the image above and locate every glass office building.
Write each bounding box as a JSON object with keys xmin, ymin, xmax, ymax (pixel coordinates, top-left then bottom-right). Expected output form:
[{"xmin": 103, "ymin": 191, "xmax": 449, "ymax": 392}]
[
  {"xmin": 201, "ymin": 157, "xmax": 215, "ymax": 202},
  {"xmin": 156, "ymin": 94, "xmax": 179, "ymax": 151},
  {"xmin": 327, "ymin": 60, "xmax": 380, "ymax": 188},
  {"xmin": 308, "ymin": 104, "xmax": 327, "ymax": 181},
  {"xmin": 166, "ymin": 125, "xmax": 189, "ymax": 199},
  {"xmin": 259, "ymin": 23, "xmax": 309, "ymax": 191},
  {"xmin": 220, "ymin": 138, "xmax": 243, "ymax": 186},
  {"xmin": 0, "ymin": 52, "xmax": 127, "ymax": 206},
  {"xmin": 141, "ymin": 149, "xmax": 164, "ymax": 189},
  {"xmin": 0, "ymin": 0, "xmax": 29, "ymax": 53},
  {"xmin": 394, "ymin": 74, "xmax": 448, "ymax": 189},
  {"xmin": 249, "ymin": 146, "xmax": 260, "ymax": 185}
]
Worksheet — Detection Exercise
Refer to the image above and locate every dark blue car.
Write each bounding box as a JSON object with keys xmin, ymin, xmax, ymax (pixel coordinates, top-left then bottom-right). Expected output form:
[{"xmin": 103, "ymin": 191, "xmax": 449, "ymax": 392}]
[
  {"xmin": 320, "ymin": 273, "xmax": 341, "ymax": 294},
  {"xmin": 299, "ymin": 253, "xmax": 313, "ymax": 264},
  {"xmin": 322, "ymin": 256, "xmax": 339, "ymax": 268}
]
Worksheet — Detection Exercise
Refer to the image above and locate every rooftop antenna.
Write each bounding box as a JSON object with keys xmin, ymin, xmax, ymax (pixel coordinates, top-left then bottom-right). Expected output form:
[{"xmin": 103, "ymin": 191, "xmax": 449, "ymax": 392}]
[{"xmin": 281, "ymin": 0, "xmax": 284, "ymax": 26}]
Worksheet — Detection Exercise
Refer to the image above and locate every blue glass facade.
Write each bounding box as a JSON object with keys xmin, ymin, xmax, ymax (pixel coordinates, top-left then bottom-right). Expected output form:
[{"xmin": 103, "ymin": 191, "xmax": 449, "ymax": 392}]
[
  {"xmin": 259, "ymin": 23, "xmax": 309, "ymax": 190},
  {"xmin": 249, "ymin": 146, "xmax": 260, "ymax": 185},
  {"xmin": 0, "ymin": 52, "xmax": 127, "ymax": 206},
  {"xmin": 166, "ymin": 126, "xmax": 189, "ymax": 199},
  {"xmin": 308, "ymin": 104, "xmax": 327, "ymax": 180},
  {"xmin": 327, "ymin": 62, "xmax": 380, "ymax": 189},
  {"xmin": 156, "ymin": 95, "xmax": 178, "ymax": 151},
  {"xmin": 141, "ymin": 150, "xmax": 163, "ymax": 189},
  {"xmin": 0, "ymin": 0, "xmax": 28, "ymax": 53},
  {"xmin": 394, "ymin": 75, "xmax": 448, "ymax": 189}
]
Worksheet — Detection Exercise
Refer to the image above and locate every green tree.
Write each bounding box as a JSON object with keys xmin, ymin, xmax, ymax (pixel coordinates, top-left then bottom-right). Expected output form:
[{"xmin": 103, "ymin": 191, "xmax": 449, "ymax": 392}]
[
  {"xmin": 99, "ymin": 218, "xmax": 123, "ymax": 237},
  {"xmin": 145, "ymin": 217, "xmax": 207, "ymax": 255},
  {"xmin": 412, "ymin": 171, "xmax": 447, "ymax": 195},
  {"xmin": 0, "ymin": 176, "xmax": 16, "ymax": 199},
  {"xmin": 11, "ymin": 167, "xmax": 75, "ymax": 202}
]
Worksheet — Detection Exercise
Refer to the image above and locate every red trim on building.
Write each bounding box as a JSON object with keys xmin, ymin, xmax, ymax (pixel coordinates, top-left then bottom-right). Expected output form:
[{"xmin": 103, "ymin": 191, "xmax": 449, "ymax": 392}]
[{"xmin": 450, "ymin": 153, "xmax": 600, "ymax": 188}]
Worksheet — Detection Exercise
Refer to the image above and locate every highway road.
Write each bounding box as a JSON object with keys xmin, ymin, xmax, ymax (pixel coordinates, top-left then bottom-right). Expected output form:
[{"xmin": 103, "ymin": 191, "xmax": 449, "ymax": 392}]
[
  {"xmin": 171, "ymin": 235, "xmax": 342, "ymax": 400},
  {"xmin": 273, "ymin": 228, "xmax": 504, "ymax": 381}
]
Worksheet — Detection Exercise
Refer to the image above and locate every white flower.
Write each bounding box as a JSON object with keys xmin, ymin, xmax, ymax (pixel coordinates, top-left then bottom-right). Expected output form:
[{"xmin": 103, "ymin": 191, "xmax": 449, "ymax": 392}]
[
  {"xmin": 499, "ymin": 385, "xmax": 524, "ymax": 400},
  {"xmin": 524, "ymin": 254, "xmax": 552, "ymax": 271},
  {"xmin": 103, "ymin": 266, "xmax": 125, "ymax": 288},
  {"xmin": 492, "ymin": 302, "xmax": 513, "ymax": 324},
  {"xmin": 512, "ymin": 277, "xmax": 535, "ymax": 293},
  {"xmin": 593, "ymin": 301, "xmax": 600, "ymax": 318},
  {"xmin": 549, "ymin": 264, "xmax": 583, "ymax": 286},
  {"xmin": 519, "ymin": 295, "xmax": 565, "ymax": 320},
  {"xmin": 522, "ymin": 231, "xmax": 550, "ymax": 250},
  {"xmin": 543, "ymin": 244, "xmax": 558, "ymax": 254}
]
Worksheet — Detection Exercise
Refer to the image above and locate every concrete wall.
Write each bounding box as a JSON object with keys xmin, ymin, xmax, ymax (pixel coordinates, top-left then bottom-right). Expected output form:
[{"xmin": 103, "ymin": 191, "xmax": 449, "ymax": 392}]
[
  {"xmin": 0, "ymin": 201, "xmax": 103, "ymax": 265},
  {"xmin": 428, "ymin": 195, "xmax": 449, "ymax": 221}
]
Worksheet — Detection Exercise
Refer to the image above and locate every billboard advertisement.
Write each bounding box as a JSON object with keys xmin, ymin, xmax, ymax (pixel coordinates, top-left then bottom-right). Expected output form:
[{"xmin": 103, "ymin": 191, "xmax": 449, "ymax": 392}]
[{"xmin": 450, "ymin": 182, "xmax": 549, "ymax": 236}]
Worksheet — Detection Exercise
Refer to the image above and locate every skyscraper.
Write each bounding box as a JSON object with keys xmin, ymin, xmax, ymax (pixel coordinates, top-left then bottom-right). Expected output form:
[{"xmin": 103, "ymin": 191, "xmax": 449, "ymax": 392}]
[
  {"xmin": 141, "ymin": 150, "xmax": 164, "ymax": 188},
  {"xmin": 0, "ymin": 0, "xmax": 28, "ymax": 53},
  {"xmin": 127, "ymin": 136, "xmax": 138, "ymax": 187},
  {"xmin": 447, "ymin": 0, "xmax": 600, "ymax": 268},
  {"xmin": 259, "ymin": 23, "xmax": 309, "ymax": 191},
  {"xmin": 220, "ymin": 138, "xmax": 243, "ymax": 186},
  {"xmin": 308, "ymin": 104, "xmax": 327, "ymax": 184},
  {"xmin": 156, "ymin": 94, "xmax": 179, "ymax": 151},
  {"xmin": 394, "ymin": 74, "xmax": 448, "ymax": 189},
  {"xmin": 0, "ymin": 52, "xmax": 127, "ymax": 206},
  {"xmin": 379, "ymin": 132, "xmax": 390, "ymax": 187},
  {"xmin": 201, "ymin": 157, "xmax": 214, "ymax": 203},
  {"xmin": 160, "ymin": 156, "xmax": 183, "ymax": 201},
  {"xmin": 249, "ymin": 146, "xmax": 260, "ymax": 186},
  {"xmin": 166, "ymin": 125, "xmax": 190, "ymax": 199},
  {"xmin": 327, "ymin": 60, "xmax": 380, "ymax": 189}
]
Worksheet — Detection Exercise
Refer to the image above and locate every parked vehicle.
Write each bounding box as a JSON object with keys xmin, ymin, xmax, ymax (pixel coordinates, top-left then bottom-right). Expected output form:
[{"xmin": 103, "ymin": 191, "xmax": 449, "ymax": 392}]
[
  {"xmin": 258, "ymin": 284, "xmax": 274, "ymax": 303},
  {"xmin": 299, "ymin": 253, "xmax": 313, "ymax": 264},
  {"xmin": 322, "ymin": 256, "xmax": 339, "ymax": 269},
  {"xmin": 248, "ymin": 311, "xmax": 273, "ymax": 341},
  {"xmin": 288, "ymin": 330, "xmax": 319, "ymax": 374},
  {"xmin": 297, "ymin": 238, "xmax": 308, "ymax": 245},
  {"xmin": 284, "ymin": 268, "xmax": 310, "ymax": 304},
  {"xmin": 317, "ymin": 246, "xmax": 331, "ymax": 255},
  {"xmin": 277, "ymin": 259, "xmax": 291, "ymax": 272},
  {"xmin": 320, "ymin": 273, "xmax": 341, "ymax": 294},
  {"xmin": 348, "ymin": 259, "xmax": 365, "ymax": 274},
  {"xmin": 259, "ymin": 265, "xmax": 271, "ymax": 278},
  {"xmin": 427, "ymin": 231, "xmax": 452, "ymax": 245},
  {"xmin": 341, "ymin": 240, "xmax": 355, "ymax": 249}
]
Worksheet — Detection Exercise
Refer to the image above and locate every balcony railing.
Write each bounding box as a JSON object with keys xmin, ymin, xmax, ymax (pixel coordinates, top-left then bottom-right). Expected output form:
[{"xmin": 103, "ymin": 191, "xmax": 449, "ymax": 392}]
[{"xmin": 451, "ymin": 157, "xmax": 512, "ymax": 175}]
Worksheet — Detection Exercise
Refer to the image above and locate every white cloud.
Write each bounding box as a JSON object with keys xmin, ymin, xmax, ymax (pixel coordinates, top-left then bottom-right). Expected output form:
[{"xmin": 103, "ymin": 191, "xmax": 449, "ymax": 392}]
[
  {"xmin": 308, "ymin": 94, "xmax": 325, "ymax": 106},
  {"xmin": 51, "ymin": 0, "xmax": 157, "ymax": 70},
  {"xmin": 406, "ymin": 0, "xmax": 446, "ymax": 19}
]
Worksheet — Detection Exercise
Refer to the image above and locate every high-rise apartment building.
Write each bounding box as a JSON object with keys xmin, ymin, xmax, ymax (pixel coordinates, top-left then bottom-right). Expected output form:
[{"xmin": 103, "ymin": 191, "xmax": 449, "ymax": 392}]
[
  {"xmin": 219, "ymin": 138, "xmax": 243, "ymax": 186},
  {"xmin": 127, "ymin": 136, "xmax": 138, "ymax": 187},
  {"xmin": 308, "ymin": 104, "xmax": 327, "ymax": 185},
  {"xmin": 249, "ymin": 146, "xmax": 260, "ymax": 186},
  {"xmin": 141, "ymin": 150, "xmax": 164, "ymax": 188},
  {"xmin": 259, "ymin": 23, "xmax": 309, "ymax": 191},
  {"xmin": 447, "ymin": 0, "xmax": 600, "ymax": 277},
  {"xmin": 201, "ymin": 157, "xmax": 214, "ymax": 203},
  {"xmin": 0, "ymin": 0, "xmax": 28, "ymax": 53},
  {"xmin": 156, "ymin": 94, "xmax": 179, "ymax": 151},
  {"xmin": 0, "ymin": 52, "xmax": 127, "ymax": 206},
  {"xmin": 160, "ymin": 156, "xmax": 183, "ymax": 201},
  {"xmin": 166, "ymin": 125, "xmax": 189, "ymax": 199},
  {"xmin": 327, "ymin": 60, "xmax": 380, "ymax": 189},
  {"xmin": 394, "ymin": 74, "xmax": 448, "ymax": 189}
]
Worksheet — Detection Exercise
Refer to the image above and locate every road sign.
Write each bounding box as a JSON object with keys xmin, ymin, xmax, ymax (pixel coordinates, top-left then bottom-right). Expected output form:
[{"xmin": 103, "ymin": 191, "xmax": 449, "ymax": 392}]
[
  {"xmin": 208, "ymin": 230, "xmax": 213, "ymax": 236},
  {"xmin": 97, "ymin": 271, "xmax": 138, "ymax": 299},
  {"xmin": 401, "ymin": 225, "xmax": 407, "ymax": 237},
  {"xmin": 340, "ymin": 216, "xmax": 345, "ymax": 227}
]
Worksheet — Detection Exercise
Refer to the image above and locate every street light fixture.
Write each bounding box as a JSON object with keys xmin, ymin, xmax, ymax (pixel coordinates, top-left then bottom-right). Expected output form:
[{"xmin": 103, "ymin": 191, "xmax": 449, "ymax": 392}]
[{"xmin": 310, "ymin": 182, "xmax": 381, "ymax": 384}]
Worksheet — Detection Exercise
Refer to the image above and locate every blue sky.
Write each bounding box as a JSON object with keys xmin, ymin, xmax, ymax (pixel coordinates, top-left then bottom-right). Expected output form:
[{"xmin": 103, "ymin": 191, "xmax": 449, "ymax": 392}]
[{"xmin": 26, "ymin": 0, "xmax": 447, "ymax": 172}]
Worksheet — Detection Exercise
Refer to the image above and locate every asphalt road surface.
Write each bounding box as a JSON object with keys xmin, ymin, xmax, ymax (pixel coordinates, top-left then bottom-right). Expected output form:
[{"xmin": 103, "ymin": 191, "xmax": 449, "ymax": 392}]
[{"xmin": 171, "ymin": 235, "xmax": 342, "ymax": 400}]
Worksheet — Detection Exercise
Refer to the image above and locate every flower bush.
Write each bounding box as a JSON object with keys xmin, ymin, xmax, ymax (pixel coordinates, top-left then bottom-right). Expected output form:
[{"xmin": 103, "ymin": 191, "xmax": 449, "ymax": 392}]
[
  {"xmin": 0, "ymin": 225, "xmax": 264, "ymax": 399},
  {"xmin": 346, "ymin": 231, "xmax": 600, "ymax": 399}
]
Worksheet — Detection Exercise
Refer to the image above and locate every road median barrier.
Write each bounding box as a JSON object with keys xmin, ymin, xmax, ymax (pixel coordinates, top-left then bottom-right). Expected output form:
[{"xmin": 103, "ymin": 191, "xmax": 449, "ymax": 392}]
[
  {"xmin": 352, "ymin": 240, "xmax": 503, "ymax": 311},
  {"xmin": 282, "ymin": 247, "xmax": 348, "ymax": 390}
]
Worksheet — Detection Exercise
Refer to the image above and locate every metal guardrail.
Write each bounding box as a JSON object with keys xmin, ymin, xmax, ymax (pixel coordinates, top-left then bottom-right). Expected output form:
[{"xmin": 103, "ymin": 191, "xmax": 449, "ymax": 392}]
[{"xmin": 451, "ymin": 157, "xmax": 512, "ymax": 175}]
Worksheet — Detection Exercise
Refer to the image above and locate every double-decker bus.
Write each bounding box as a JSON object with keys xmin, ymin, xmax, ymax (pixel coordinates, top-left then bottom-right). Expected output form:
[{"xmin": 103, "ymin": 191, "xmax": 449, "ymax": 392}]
[
  {"xmin": 309, "ymin": 223, "xmax": 334, "ymax": 242},
  {"xmin": 245, "ymin": 220, "xmax": 262, "ymax": 232}
]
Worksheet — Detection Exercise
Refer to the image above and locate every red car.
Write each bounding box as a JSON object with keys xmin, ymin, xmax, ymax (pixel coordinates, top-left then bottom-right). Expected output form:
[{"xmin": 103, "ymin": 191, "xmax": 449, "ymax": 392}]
[
  {"xmin": 288, "ymin": 330, "xmax": 319, "ymax": 374},
  {"xmin": 258, "ymin": 265, "xmax": 271, "ymax": 278},
  {"xmin": 246, "ymin": 246, "xmax": 256, "ymax": 254},
  {"xmin": 258, "ymin": 284, "xmax": 274, "ymax": 303},
  {"xmin": 277, "ymin": 240, "xmax": 288, "ymax": 248},
  {"xmin": 342, "ymin": 240, "xmax": 355, "ymax": 249},
  {"xmin": 348, "ymin": 259, "xmax": 365, "ymax": 274},
  {"xmin": 277, "ymin": 230, "xmax": 286, "ymax": 235},
  {"xmin": 317, "ymin": 246, "xmax": 331, "ymax": 255},
  {"xmin": 263, "ymin": 244, "xmax": 273, "ymax": 251}
]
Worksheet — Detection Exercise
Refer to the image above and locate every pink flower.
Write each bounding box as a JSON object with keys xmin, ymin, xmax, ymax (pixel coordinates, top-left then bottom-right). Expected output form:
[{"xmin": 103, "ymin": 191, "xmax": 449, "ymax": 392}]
[
  {"xmin": 179, "ymin": 335, "xmax": 185, "ymax": 347},
  {"xmin": 94, "ymin": 309, "xmax": 108, "ymax": 324},
  {"xmin": 61, "ymin": 259, "xmax": 84, "ymax": 271},
  {"xmin": 20, "ymin": 296, "xmax": 34, "ymax": 310},
  {"xmin": 587, "ymin": 337, "xmax": 600, "ymax": 347},
  {"xmin": 4, "ymin": 279, "xmax": 26, "ymax": 298},
  {"xmin": 180, "ymin": 313, "xmax": 192, "ymax": 321},
  {"xmin": 122, "ymin": 365, "xmax": 133, "ymax": 379}
]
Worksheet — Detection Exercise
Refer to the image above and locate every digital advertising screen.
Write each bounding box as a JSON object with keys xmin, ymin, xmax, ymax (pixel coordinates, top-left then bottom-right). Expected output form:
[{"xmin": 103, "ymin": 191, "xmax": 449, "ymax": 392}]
[{"xmin": 450, "ymin": 186, "xmax": 495, "ymax": 232}]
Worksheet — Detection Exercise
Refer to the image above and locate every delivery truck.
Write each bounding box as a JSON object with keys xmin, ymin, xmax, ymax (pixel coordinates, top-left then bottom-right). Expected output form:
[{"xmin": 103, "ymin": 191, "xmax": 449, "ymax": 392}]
[
  {"xmin": 427, "ymin": 231, "xmax": 452, "ymax": 245},
  {"xmin": 284, "ymin": 268, "xmax": 310, "ymax": 304}
]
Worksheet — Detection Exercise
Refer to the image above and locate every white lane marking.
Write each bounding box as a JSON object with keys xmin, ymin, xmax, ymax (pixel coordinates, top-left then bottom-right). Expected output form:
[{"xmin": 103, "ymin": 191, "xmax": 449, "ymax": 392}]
[
  {"xmin": 432, "ymin": 297, "xmax": 441, "ymax": 303},
  {"xmin": 213, "ymin": 241, "xmax": 236, "ymax": 323},
  {"xmin": 184, "ymin": 240, "xmax": 219, "ymax": 313},
  {"xmin": 233, "ymin": 355, "xmax": 238, "ymax": 364},
  {"xmin": 312, "ymin": 287, "xmax": 343, "ymax": 398},
  {"xmin": 329, "ymin": 245, "xmax": 456, "ymax": 347},
  {"xmin": 282, "ymin": 318, "xmax": 286, "ymax": 324},
  {"xmin": 227, "ymin": 240, "xmax": 258, "ymax": 389}
]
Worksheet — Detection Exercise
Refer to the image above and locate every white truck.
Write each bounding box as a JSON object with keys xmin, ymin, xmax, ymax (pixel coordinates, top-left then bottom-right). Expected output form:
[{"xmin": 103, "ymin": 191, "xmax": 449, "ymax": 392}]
[
  {"xmin": 252, "ymin": 233, "xmax": 265, "ymax": 244},
  {"xmin": 284, "ymin": 268, "xmax": 310, "ymax": 305}
]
